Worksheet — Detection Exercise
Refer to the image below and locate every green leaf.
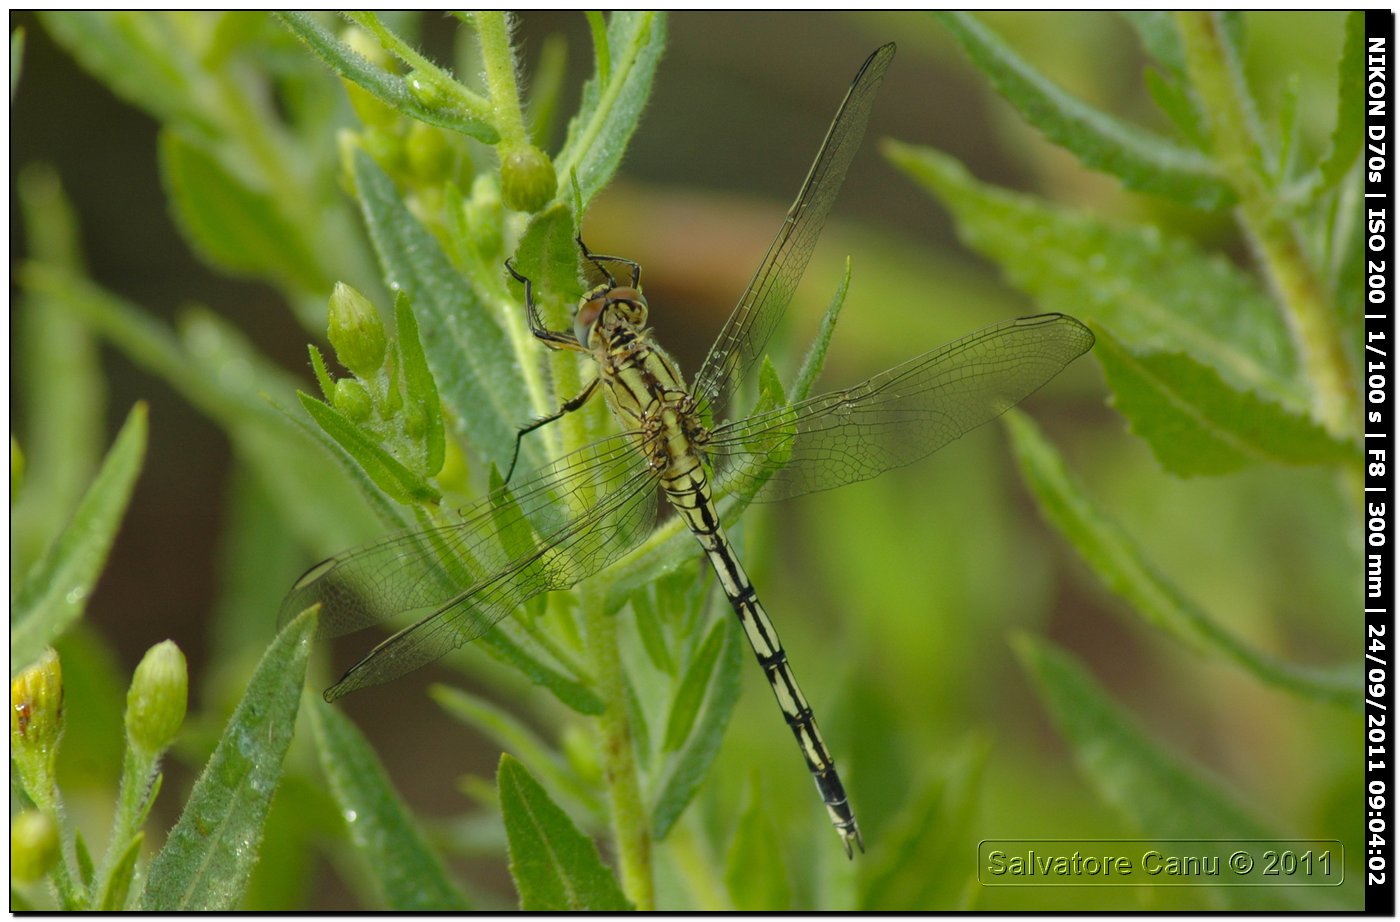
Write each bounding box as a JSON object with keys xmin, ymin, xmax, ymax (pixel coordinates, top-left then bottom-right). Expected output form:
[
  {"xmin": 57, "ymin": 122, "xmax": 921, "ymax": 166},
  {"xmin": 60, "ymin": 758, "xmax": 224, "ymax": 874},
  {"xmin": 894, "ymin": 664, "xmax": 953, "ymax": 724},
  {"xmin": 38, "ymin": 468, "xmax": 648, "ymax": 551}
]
[
  {"xmin": 790, "ymin": 257, "xmax": 851, "ymax": 404},
  {"xmin": 297, "ymin": 391, "xmax": 440, "ymax": 504},
  {"xmin": 478, "ymin": 626, "xmax": 605, "ymax": 716},
  {"xmin": 11, "ymin": 404, "xmax": 147, "ymax": 673},
  {"xmin": 554, "ymin": 12, "xmax": 667, "ymax": 208},
  {"xmin": 1120, "ymin": 11, "xmax": 1188, "ymax": 81},
  {"xmin": 497, "ymin": 754, "xmax": 631, "ymax": 911},
  {"xmin": 662, "ymin": 614, "xmax": 728, "ymax": 752},
  {"xmin": 859, "ymin": 739, "xmax": 988, "ymax": 911},
  {"xmin": 1095, "ymin": 326, "xmax": 1358, "ymax": 475},
  {"xmin": 1317, "ymin": 11, "xmax": 1364, "ymax": 189},
  {"xmin": 141, "ymin": 606, "xmax": 316, "ymax": 910},
  {"xmin": 431, "ymin": 683, "xmax": 601, "ymax": 815},
  {"xmin": 159, "ymin": 130, "xmax": 329, "ymax": 295},
  {"xmin": 652, "ymin": 614, "xmax": 744, "ymax": 840},
  {"xmin": 353, "ymin": 151, "xmax": 527, "ymax": 470},
  {"xmin": 274, "ymin": 12, "xmax": 499, "ymax": 143},
  {"xmin": 1012, "ymin": 634, "xmax": 1311, "ymax": 909},
  {"xmin": 934, "ymin": 12, "xmax": 1233, "ymax": 209},
  {"xmin": 18, "ymin": 264, "xmax": 384, "ymax": 557},
  {"xmin": 13, "ymin": 165, "xmax": 106, "ymax": 578},
  {"xmin": 723, "ymin": 776, "xmax": 793, "ymax": 910},
  {"xmin": 11, "ymin": 26, "xmax": 24, "ymax": 101},
  {"xmin": 38, "ymin": 12, "xmax": 220, "ymax": 140},
  {"xmin": 885, "ymin": 142, "xmax": 1306, "ymax": 406},
  {"xmin": 1014, "ymin": 632, "xmax": 1278, "ymax": 836},
  {"xmin": 1004, "ymin": 410, "xmax": 1358, "ymax": 707},
  {"xmin": 95, "ymin": 832, "xmax": 142, "ymax": 910},
  {"xmin": 393, "ymin": 291, "xmax": 445, "ymax": 477},
  {"xmin": 309, "ymin": 701, "xmax": 469, "ymax": 910}
]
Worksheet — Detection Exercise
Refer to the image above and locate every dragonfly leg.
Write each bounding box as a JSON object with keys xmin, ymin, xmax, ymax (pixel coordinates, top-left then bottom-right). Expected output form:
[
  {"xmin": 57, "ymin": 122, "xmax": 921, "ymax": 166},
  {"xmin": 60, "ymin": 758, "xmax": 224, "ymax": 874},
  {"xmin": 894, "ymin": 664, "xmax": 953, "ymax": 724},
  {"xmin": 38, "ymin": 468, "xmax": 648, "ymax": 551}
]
[
  {"xmin": 505, "ymin": 377, "xmax": 601, "ymax": 482},
  {"xmin": 505, "ymin": 258, "xmax": 585, "ymax": 350},
  {"xmin": 577, "ymin": 235, "xmax": 642, "ymax": 289}
]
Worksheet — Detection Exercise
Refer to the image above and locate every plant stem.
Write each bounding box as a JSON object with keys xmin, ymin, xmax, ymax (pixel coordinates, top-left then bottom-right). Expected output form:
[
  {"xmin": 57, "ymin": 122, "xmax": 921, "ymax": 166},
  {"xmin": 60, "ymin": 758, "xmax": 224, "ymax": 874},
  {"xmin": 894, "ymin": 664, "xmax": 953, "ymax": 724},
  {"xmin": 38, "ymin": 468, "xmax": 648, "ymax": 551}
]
[
  {"xmin": 474, "ymin": 11, "xmax": 530, "ymax": 149},
  {"xmin": 579, "ymin": 579, "xmax": 655, "ymax": 910},
  {"xmin": 1176, "ymin": 11, "xmax": 1359, "ymax": 439},
  {"xmin": 93, "ymin": 746, "xmax": 156, "ymax": 906}
]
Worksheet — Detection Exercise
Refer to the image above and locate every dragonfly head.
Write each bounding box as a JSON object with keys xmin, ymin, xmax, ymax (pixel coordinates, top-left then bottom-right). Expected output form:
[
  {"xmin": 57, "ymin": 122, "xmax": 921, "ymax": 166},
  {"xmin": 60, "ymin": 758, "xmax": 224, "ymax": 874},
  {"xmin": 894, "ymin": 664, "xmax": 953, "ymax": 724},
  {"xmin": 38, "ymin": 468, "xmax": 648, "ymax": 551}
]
[{"xmin": 575, "ymin": 285, "xmax": 649, "ymax": 347}]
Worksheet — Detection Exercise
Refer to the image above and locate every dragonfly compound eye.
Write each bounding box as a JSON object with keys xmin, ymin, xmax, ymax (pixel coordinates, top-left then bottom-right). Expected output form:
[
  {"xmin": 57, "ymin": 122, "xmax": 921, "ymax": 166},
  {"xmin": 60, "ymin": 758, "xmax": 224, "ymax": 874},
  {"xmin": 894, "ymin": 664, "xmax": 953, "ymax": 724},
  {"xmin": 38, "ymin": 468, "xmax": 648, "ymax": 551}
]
[{"xmin": 574, "ymin": 298, "xmax": 605, "ymax": 345}]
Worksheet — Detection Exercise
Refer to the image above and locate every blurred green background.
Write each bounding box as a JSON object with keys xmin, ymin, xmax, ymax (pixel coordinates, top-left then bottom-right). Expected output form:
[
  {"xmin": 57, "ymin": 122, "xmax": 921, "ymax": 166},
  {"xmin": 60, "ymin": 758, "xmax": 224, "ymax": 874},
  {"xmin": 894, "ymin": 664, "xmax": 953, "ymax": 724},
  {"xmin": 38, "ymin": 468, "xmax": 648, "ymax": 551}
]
[{"xmin": 10, "ymin": 11, "xmax": 1359, "ymax": 910}]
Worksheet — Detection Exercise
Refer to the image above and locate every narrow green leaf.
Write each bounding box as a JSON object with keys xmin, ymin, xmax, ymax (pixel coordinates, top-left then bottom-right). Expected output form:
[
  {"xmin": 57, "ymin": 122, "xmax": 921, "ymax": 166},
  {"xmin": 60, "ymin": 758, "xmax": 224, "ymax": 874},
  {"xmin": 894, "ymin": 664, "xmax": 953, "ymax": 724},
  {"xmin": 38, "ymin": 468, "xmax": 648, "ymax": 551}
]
[
  {"xmin": 95, "ymin": 832, "xmax": 142, "ymax": 910},
  {"xmin": 1143, "ymin": 66, "xmax": 1209, "ymax": 150},
  {"xmin": 652, "ymin": 614, "xmax": 744, "ymax": 840},
  {"xmin": 790, "ymin": 257, "xmax": 851, "ymax": 404},
  {"xmin": 158, "ymin": 130, "xmax": 329, "ymax": 295},
  {"xmin": 555, "ymin": 12, "xmax": 667, "ymax": 208},
  {"xmin": 527, "ymin": 33, "xmax": 568, "ymax": 150},
  {"xmin": 393, "ymin": 291, "xmax": 445, "ymax": 477},
  {"xmin": 274, "ymin": 12, "xmax": 499, "ymax": 143},
  {"xmin": 38, "ymin": 12, "xmax": 220, "ymax": 140},
  {"xmin": 308, "ymin": 344, "xmax": 336, "ymax": 403},
  {"xmin": 885, "ymin": 142, "xmax": 1306, "ymax": 406},
  {"xmin": 723, "ymin": 777, "xmax": 793, "ymax": 911},
  {"xmin": 309, "ymin": 701, "xmax": 469, "ymax": 910},
  {"xmin": 353, "ymin": 151, "xmax": 526, "ymax": 470},
  {"xmin": 18, "ymin": 264, "xmax": 385, "ymax": 557},
  {"xmin": 141, "ymin": 606, "xmax": 316, "ymax": 910},
  {"xmin": 1318, "ymin": 11, "xmax": 1364, "ymax": 189},
  {"xmin": 11, "ymin": 26, "xmax": 24, "ymax": 101},
  {"xmin": 431, "ymin": 683, "xmax": 601, "ymax": 815},
  {"xmin": 297, "ymin": 391, "xmax": 440, "ymax": 504},
  {"xmin": 13, "ymin": 165, "xmax": 106, "ymax": 578},
  {"xmin": 74, "ymin": 830, "xmax": 95, "ymax": 889},
  {"xmin": 1012, "ymin": 634, "xmax": 1306, "ymax": 910},
  {"xmin": 1015, "ymin": 634, "xmax": 1265, "ymax": 833},
  {"xmin": 662, "ymin": 615, "xmax": 727, "ymax": 752},
  {"xmin": 1095, "ymin": 326, "xmax": 1358, "ymax": 475},
  {"xmin": 497, "ymin": 754, "xmax": 632, "ymax": 911},
  {"xmin": 1120, "ymin": 11, "xmax": 1188, "ymax": 82},
  {"xmin": 630, "ymin": 588, "xmax": 674, "ymax": 676},
  {"xmin": 935, "ymin": 12, "xmax": 1233, "ymax": 209},
  {"xmin": 1005, "ymin": 410, "xmax": 1358, "ymax": 707},
  {"xmin": 859, "ymin": 739, "xmax": 988, "ymax": 911},
  {"xmin": 11, "ymin": 404, "xmax": 147, "ymax": 673},
  {"xmin": 478, "ymin": 626, "xmax": 605, "ymax": 716}
]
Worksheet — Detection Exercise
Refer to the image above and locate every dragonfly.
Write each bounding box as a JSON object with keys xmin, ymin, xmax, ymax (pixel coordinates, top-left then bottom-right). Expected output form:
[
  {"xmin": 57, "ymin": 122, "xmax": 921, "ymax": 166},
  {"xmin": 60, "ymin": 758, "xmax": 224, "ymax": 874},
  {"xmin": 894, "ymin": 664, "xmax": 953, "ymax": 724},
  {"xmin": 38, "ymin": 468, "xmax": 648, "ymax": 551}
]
[{"xmin": 280, "ymin": 42, "xmax": 1094, "ymax": 858}]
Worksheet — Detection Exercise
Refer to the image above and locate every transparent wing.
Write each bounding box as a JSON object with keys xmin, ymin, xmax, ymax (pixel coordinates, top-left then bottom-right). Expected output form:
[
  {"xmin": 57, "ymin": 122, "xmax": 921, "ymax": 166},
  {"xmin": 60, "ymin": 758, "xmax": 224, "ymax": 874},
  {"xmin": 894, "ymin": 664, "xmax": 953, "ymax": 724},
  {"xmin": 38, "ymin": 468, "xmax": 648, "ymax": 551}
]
[
  {"xmin": 691, "ymin": 43, "xmax": 895, "ymax": 422},
  {"xmin": 710, "ymin": 314, "xmax": 1094, "ymax": 504},
  {"xmin": 278, "ymin": 432, "xmax": 660, "ymax": 699}
]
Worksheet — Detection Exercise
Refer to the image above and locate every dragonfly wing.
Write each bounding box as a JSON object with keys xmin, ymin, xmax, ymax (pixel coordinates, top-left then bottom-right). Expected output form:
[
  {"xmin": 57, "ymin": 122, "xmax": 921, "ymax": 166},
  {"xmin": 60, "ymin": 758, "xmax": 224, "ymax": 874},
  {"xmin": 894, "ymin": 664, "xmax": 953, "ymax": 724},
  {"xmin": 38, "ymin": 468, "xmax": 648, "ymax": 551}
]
[
  {"xmin": 277, "ymin": 431, "xmax": 660, "ymax": 697},
  {"xmin": 709, "ymin": 314, "xmax": 1094, "ymax": 504},
  {"xmin": 691, "ymin": 43, "xmax": 895, "ymax": 422}
]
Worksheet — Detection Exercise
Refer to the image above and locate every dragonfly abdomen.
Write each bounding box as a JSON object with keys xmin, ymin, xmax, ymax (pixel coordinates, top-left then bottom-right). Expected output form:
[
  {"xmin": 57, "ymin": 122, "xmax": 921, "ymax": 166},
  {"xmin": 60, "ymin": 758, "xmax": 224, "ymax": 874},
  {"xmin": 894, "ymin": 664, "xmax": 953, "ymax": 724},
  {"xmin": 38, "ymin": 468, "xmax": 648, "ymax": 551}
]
[{"xmin": 665, "ymin": 471, "xmax": 864, "ymax": 857}]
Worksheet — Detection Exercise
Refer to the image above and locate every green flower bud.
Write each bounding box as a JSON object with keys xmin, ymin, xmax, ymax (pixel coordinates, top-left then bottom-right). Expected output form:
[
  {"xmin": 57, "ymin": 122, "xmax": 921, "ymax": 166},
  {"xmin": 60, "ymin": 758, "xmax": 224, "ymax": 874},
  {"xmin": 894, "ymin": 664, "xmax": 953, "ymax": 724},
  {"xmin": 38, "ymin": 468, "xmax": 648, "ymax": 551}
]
[
  {"xmin": 499, "ymin": 145, "xmax": 557, "ymax": 213},
  {"xmin": 11, "ymin": 648, "xmax": 64, "ymax": 803},
  {"xmin": 124, "ymin": 640, "xmax": 187, "ymax": 757},
  {"xmin": 10, "ymin": 810, "xmax": 59, "ymax": 884},
  {"xmin": 333, "ymin": 378, "xmax": 374, "ymax": 422},
  {"xmin": 406, "ymin": 121, "xmax": 453, "ymax": 185},
  {"xmin": 328, "ymin": 283, "xmax": 389, "ymax": 377},
  {"xmin": 407, "ymin": 69, "xmax": 452, "ymax": 109}
]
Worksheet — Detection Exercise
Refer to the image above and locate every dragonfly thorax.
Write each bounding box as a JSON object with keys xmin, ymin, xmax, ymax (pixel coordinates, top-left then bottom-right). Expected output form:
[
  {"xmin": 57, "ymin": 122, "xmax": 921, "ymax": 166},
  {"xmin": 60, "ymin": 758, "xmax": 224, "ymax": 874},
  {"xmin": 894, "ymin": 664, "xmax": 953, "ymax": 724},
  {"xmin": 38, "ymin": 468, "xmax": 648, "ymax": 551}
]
[{"xmin": 575, "ymin": 284, "xmax": 648, "ymax": 348}]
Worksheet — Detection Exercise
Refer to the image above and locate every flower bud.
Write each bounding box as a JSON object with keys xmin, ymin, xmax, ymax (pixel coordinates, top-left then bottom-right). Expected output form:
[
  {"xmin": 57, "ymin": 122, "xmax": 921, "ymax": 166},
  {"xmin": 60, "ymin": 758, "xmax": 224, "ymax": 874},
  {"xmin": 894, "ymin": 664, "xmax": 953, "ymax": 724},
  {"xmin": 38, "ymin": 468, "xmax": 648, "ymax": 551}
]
[
  {"xmin": 11, "ymin": 648, "xmax": 64, "ymax": 800},
  {"xmin": 406, "ymin": 121, "xmax": 453, "ymax": 185},
  {"xmin": 124, "ymin": 641, "xmax": 187, "ymax": 757},
  {"xmin": 328, "ymin": 283, "xmax": 389, "ymax": 378},
  {"xmin": 10, "ymin": 810, "xmax": 59, "ymax": 884},
  {"xmin": 499, "ymin": 145, "xmax": 557, "ymax": 213},
  {"xmin": 333, "ymin": 378, "xmax": 374, "ymax": 422}
]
